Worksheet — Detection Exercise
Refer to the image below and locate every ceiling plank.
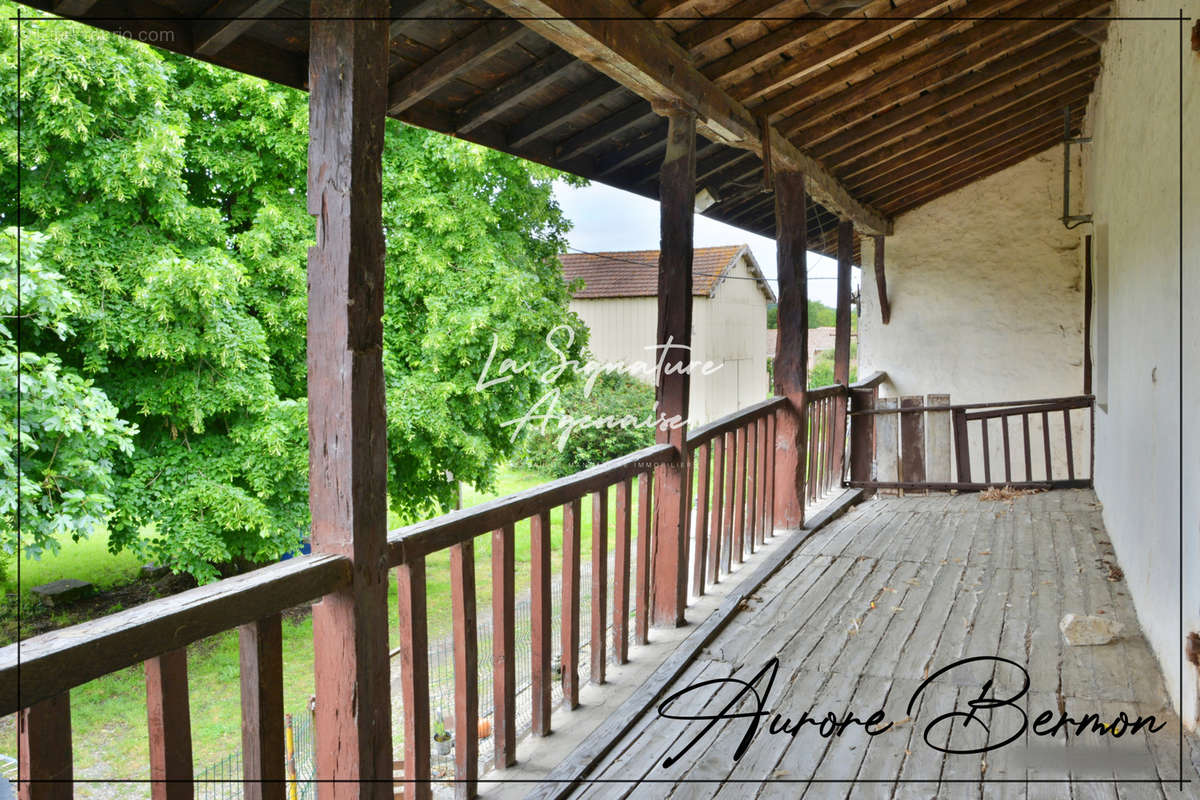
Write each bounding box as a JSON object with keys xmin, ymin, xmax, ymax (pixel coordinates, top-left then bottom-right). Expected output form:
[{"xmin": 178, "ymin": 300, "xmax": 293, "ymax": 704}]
[
  {"xmin": 755, "ymin": 0, "xmax": 1044, "ymax": 121},
  {"xmin": 842, "ymin": 77, "xmax": 1095, "ymax": 185},
  {"xmin": 388, "ymin": 20, "xmax": 528, "ymax": 114},
  {"xmin": 556, "ymin": 100, "xmax": 655, "ymax": 161},
  {"xmin": 481, "ymin": 0, "xmax": 892, "ymax": 235},
  {"xmin": 802, "ymin": 31, "xmax": 1096, "ymax": 152},
  {"xmin": 856, "ymin": 91, "xmax": 1090, "ymax": 199},
  {"xmin": 596, "ymin": 120, "xmax": 671, "ymax": 177},
  {"xmin": 51, "ymin": 0, "xmax": 99, "ymax": 14},
  {"xmin": 677, "ymin": 0, "xmax": 795, "ymax": 51},
  {"xmin": 454, "ymin": 49, "xmax": 577, "ymax": 134},
  {"xmin": 506, "ymin": 78, "xmax": 629, "ymax": 148},
  {"xmin": 716, "ymin": 0, "xmax": 957, "ymax": 101},
  {"xmin": 194, "ymin": 0, "xmax": 287, "ymax": 56}
]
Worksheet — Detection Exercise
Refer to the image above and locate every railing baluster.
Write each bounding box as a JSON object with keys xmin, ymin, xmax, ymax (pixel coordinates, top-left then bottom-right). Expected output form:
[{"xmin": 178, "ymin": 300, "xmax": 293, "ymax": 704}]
[
  {"xmin": 708, "ymin": 436, "xmax": 724, "ymax": 585},
  {"xmin": 765, "ymin": 412, "xmax": 776, "ymax": 535},
  {"xmin": 239, "ymin": 615, "xmax": 284, "ymax": 800},
  {"xmin": 397, "ymin": 557, "xmax": 431, "ymax": 800},
  {"xmin": 952, "ymin": 406, "xmax": 971, "ymax": 484},
  {"xmin": 1042, "ymin": 411, "xmax": 1053, "ymax": 481},
  {"xmin": 613, "ymin": 479, "xmax": 632, "ymax": 665},
  {"xmin": 18, "ymin": 693, "xmax": 72, "ymax": 800},
  {"xmin": 591, "ymin": 490, "xmax": 609, "ymax": 685},
  {"xmin": 1063, "ymin": 408, "xmax": 1076, "ymax": 480},
  {"xmin": 1002, "ymin": 414, "xmax": 1013, "ymax": 484},
  {"xmin": 145, "ymin": 648, "xmax": 193, "ymax": 800},
  {"xmin": 692, "ymin": 443, "xmax": 711, "ymax": 595},
  {"xmin": 980, "ymin": 417, "xmax": 992, "ymax": 484},
  {"xmin": 635, "ymin": 472, "xmax": 652, "ymax": 646},
  {"xmin": 491, "ymin": 524, "xmax": 516, "ymax": 768},
  {"xmin": 721, "ymin": 430, "xmax": 735, "ymax": 575},
  {"xmin": 732, "ymin": 425, "xmax": 747, "ymax": 564},
  {"xmin": 561, "ymin": 499, "xmax": 581, "ymax": 709},
  {"xmin": 746, "ymin": 420, "xmax": 757, "ymax": 554},
  {"xmin": 530, "ymin": 509, "xmax": 552, "ymax": 735},
  {"xmin": 450, "ymin": 540, "xmax": 478, "ymax": 800},
  {"xmin": 806, "ymin": 401, "xmax": 819, "ymax": 503},
  {"xmin": 1022, "ymin": 414, "xmax": 1033, "ymax": 482},
  {"xmin": 825, "ymin": 399, "xmax": 835, "ymax": 495}
]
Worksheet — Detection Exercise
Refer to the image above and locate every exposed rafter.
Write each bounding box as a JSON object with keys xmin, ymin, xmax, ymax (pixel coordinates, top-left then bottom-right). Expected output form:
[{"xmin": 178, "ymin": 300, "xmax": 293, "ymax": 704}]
[
  {"xmin": 388, "ymin": 20, "xmax": 527, "ymax": 115},
  {"xmin": 193, "ymin": 0, "xmax": 287, "ymax": 56},
  {"xmin": 454, "ymin": 50, "xmax": 577, "ymax": 134},
  {"xmin": 480, "ymin": 0, "xmax": 892, "ymax": 235}
]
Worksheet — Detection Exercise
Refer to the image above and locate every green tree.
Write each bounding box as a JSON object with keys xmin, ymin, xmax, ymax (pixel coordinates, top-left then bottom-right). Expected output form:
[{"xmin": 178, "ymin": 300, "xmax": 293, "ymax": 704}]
[
  {"xmin": 0, "ymin": 229, "xmax": 136, "ymax": 573},
  {"xmin": 0, "ymin": 9, "xmax": 583, "ymax": 579}
]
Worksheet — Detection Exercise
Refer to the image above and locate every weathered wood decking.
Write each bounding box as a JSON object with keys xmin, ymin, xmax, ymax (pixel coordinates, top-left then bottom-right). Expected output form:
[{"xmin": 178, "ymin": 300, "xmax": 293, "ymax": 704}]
[{"xmin": 558, "ymin": 490, "xmax": 1199, "ymax": 799}]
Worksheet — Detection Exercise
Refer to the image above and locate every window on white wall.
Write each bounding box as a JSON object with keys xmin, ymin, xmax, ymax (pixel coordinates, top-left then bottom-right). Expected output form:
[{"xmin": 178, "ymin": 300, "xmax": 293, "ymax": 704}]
[{"xmin": 1094, "ymin": 223, "xmax": 1109, "ymax": 411}]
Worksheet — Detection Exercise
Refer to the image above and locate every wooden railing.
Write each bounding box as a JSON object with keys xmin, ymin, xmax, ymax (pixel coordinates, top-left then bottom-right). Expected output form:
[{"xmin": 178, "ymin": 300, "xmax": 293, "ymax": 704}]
[
  {"xmin": 848, "ymin": 391, "xmax": 1095, "ymax": 491},
  {"xmin": 0, "ymin": 379, "xmax": 876, "ymax": 800}
]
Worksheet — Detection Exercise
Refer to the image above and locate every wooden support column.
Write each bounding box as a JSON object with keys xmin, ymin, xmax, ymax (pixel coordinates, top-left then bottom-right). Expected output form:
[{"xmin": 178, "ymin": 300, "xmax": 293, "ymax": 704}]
[
  {"xmin": 145, "ymin": 650, "xmax": 193, "ymax": 800},
  {"xmin": 306, "ymin": 2, "xmax": 393, "ymax": 797},
  {"xmin": 832, "ymin": 220, "xmax": 853, "ymax": 485},
  {"xmin": 651, "ymin": 107, "xmax": 696, "ymax": 628},
  {"xmin": 772, "ymin": 169, "xmax": 808, "ymax": 529}
]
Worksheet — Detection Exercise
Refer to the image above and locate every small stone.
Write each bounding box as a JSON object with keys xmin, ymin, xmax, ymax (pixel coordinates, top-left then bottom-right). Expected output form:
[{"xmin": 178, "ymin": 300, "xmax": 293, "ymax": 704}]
[
  {"xmin": 1059, "ymin": 613, "xmax": 1123, "ymax": 646},
  {"xmin": 141, "ymin": 563, "xmax": 171, "ymax": 580},
  {"xmin": 30, "ymin": 578, "xmax": 93, "ymax": 608}
]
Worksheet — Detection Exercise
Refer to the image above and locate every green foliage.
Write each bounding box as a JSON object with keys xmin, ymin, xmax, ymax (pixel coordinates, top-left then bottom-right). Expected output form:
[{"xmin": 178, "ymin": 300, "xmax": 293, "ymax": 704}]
[
  {"xmin": 766, "ymin": 300, "xmax": 838, "ymax": 330},
  {"xmin": 766, "ymin": 302, "xmax": 777, "ymax": 329},
  {"xmin": 516, "ymin": 371, "xmax": 657, "ymax": 478},
  {"xmin": 0, "ymin": 230, "xmax": 136, "ymax": 574},
  {"xmin": 1, "ymin": 9, "xmax": 583, "ymax": 578},
  {"xmin": 808, "ymin": 340, "xmax": 858, "ymax": 389}
]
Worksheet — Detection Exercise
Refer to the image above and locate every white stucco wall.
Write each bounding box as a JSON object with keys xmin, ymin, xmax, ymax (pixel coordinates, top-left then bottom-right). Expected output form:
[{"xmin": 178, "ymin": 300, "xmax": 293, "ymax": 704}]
[
  {"xmin": 858, "ymin": 149, "xmax": 1090, "ymax": 479},
  {"xmin": 568, "ymin": 253, "xmax": 771, "ymax": 424},
  {"xmin": 1081, "ymin": 1, "xmax": 1198, "ymax": 727}
]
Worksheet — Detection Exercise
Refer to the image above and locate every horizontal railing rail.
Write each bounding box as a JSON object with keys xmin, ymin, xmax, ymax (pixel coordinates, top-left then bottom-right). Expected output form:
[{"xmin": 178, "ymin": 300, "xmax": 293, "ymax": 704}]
[
  {"xmin": 0, "ymin": 552, "xmax": 351, "ymax": 716},
  {"xmin": 386, "ymin": 443, "xmax": 676, "ymax": 566}
]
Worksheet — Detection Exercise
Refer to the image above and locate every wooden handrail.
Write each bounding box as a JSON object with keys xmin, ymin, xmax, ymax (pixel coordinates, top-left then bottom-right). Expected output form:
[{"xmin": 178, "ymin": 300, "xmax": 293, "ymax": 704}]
[
  {"xmin": 685, "ymin": 396, "xmax": 787, "ymax": 447},
  {"xmin": 849, "ymin": 371, "xmax": 887, "ymax": 390},
  {"xmin": 803, "ymin": 383, "xmax": 848, "ymax": 402},
  {"xmin": 850, "ymin": 394, "xmax": 1094, "ymax": 416},
  {"xmin": 0, "ymin": 553, "xmax": 352, "ymax": 715},
  {"xmin": 387, "ymin": 442, "xmax": 676, "ymax": 565}
]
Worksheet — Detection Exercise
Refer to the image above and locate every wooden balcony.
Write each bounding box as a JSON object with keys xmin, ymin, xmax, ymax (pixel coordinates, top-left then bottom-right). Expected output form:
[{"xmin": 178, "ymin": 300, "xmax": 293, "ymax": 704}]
[{"xmin": 516, "ymin": 489, "xmax": 1199, "ymax": 800}]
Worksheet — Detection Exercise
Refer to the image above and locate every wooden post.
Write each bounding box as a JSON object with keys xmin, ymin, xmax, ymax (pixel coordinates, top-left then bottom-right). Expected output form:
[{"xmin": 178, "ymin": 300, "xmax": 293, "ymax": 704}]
[
  {"xmin": 491, "ymin": 524, "xmax": 516, "ymax": 768},
  {"xmin": 449, "ymin": 541, "xmax": 478, "ymax": 800},
  {"xmin": 772, "ymin": 169, "xmax": 808, "ymax": 528},
  {"xmin": 849, "ymin": 388, "xmax": 875, "ymax": 497},
  {"xmin": 306, "ymin": 1, "xmax": 393, "ymax": 797},
  {"xmin": 651, "ymin": 107, "xmax": 696, "ymax": 628},
  {"xmin": 240, "ymin": 615, "xmax": 285, "ymax": 800},
  {"xmin": 396, "ymin": 560, "xmax": 429, "ymax": 800},
  {"xmin": 18, "ymin": 694, "xmax": 71, "ymax": 800},
  {"xmin": 145, "ymin": 649, "xmax": 193, "ymax": 800},
  {"xmin": 832, "ymin": 220, "xmax": 853, "ymax": 486}
]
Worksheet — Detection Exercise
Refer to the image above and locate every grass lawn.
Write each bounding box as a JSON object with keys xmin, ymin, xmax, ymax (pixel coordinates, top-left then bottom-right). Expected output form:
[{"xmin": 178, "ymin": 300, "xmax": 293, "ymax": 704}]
[
  {"xmin": 1, "ymin": 527, "xmax": 145, "ymax": 609},
  {"xmin": 0, "ymin": 464, "xmax": 648, "ymax": 795}
]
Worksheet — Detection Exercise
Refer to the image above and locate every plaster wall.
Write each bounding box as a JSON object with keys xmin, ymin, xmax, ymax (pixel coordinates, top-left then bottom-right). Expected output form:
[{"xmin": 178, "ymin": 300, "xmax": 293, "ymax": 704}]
[
  {"xmin": 858, "ymin": 149, "xmax": 1089, "ymax": 479},
  {"xmin": 1080, "ymin": 1, "xmax": 1198, "ymax": 726}
]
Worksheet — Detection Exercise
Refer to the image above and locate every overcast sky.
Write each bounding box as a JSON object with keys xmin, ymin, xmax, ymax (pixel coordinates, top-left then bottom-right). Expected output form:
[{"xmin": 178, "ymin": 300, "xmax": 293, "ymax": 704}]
[{"xmin": 552, "ymin": 180, "xmax": 859, "ymax": 308}]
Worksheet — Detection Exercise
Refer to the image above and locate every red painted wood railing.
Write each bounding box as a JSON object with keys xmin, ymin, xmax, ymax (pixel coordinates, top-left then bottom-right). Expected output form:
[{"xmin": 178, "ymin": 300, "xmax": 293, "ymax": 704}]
[{"xmin": 1, "ymin": 380, "xmax": 875, "ymax": 800}]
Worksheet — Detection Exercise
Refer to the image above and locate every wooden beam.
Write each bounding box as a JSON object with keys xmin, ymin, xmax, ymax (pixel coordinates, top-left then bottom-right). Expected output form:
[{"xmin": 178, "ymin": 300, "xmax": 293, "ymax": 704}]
[
  {"xmin": 306, "ymin": 2, "xmax": 394, "ymax": 797},
  {"xmin": 556, "ymin": 100, "xmax": 655, "ymax": 161},
  {"xmin": 596, "ymin": 119, "xmax": 670, "ymax": 177},
  {"xmin": 455, "ymin": 50, "xmax": 577, "ymax": 134},
  {"xmin": 50, "ymin": 0, "xmax": 97, "ymax": 14},
  {"xmin": 1084, "ymin": 234, "xmax": 1093, "ymax": 394},
  {"xmin": 678, "ymin": 0, "xmax": 794, "ymax": 51},
  {"xmin": 854, "ymin": 99, "xmax": 1088, "ymax": 200},
  {"xmin": 762, "ymin": 0, "xmax": 1055, "ymax": 124},
  {"xmin": 833, "ymin": 220, "xmax": 853, "ymax": 387},
  {"xmin": 713, "ymin": 0, "xmax": 953, "ymax": 100},
  {"xmin": 772, "ymin": 169, "xmax": 807, "ymax": 529},
  {"xmin": 841, "ymin": 72, "xmax": 1097, "ymax": 185},
  {"xmin": 652, "ymin": 109, "xmax": 696, "ymax": 628},
  {"xmin": 872, "ymin": 235, "xmax": 889, "ymax": 325},
  {"xmin": 507, "ymin": 77, "xmax": 628, "ymax": 149},
  {"xmin": 804, "ymin": 32, "xmax": 1097, "ymax": 155},
  {"xmin": 194, "ymin": 0, "xmax": 287, "ymax": 56},
  {"xmin": 480, "ymin": 0, "xmax": 891, "ymax": 235},
  {"xmin": 388, "ymin": 20, "xmax": 527, "ymax": 114}
]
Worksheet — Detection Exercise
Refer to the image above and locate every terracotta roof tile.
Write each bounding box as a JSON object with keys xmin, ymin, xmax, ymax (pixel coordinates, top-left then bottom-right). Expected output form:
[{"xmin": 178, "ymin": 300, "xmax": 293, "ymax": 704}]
[{"xmin": 559, "ymin": 245, "xmax": 757, "ymax": 300}]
